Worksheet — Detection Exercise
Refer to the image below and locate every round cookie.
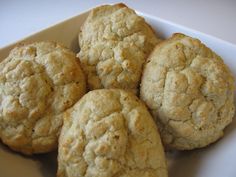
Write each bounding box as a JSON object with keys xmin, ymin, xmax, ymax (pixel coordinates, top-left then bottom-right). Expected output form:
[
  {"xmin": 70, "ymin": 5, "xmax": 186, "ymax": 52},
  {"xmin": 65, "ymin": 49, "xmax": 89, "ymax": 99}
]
[
  {"xmin": 78, "ymin": 3, "xmax": 160, "ymax": 93},
  {"xmin": 0, "ymin": 42, "xmax": 86, "ymax": 155},
  {"xmin": 140, "ymin": 33, "xmax": 235, "ymax": 150},
  {"xmin": 57, "ymin": 89, "xmax": 167, "ymax": 177}
]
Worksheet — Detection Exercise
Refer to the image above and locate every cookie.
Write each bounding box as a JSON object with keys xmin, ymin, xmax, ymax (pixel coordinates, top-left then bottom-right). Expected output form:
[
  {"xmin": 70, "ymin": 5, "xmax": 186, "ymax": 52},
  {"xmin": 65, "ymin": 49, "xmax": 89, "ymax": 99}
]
[
  {"xmin": 78, "ymin": 3, "xmax": 160, "ymax": 93},
  {"xmin": 0, "ymin": 41, "xmax": 86, "ymax": 154},
  {"xmin": 140, "ymin": 33, "xmax": 235, "ymax": 150},
  {"xmin": 57, "ymin": 89, "xmax": 167, "ymax": 177}
]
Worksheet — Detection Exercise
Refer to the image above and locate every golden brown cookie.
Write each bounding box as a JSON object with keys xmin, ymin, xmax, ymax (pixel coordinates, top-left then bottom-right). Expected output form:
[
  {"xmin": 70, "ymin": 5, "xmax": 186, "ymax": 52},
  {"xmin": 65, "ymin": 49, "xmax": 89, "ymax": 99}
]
[
  {"xmin": 58, "ymin": 89, "xmax": 167, "ymax": 177},
  {"xmin": 0, "ymin": 41, "xmax": 86, "ymax": 154},
  {"xmin": 78, "ymin": 3, "xmax": 160, "ymax": 93},
  {"xmin": 140, "ymin": 33, "xmax": 235, "ymax": 150}
]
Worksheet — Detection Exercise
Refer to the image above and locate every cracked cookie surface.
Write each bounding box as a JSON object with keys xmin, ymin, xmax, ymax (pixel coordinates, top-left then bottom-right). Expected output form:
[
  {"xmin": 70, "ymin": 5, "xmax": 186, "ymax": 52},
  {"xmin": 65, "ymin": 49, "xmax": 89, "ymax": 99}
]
[
  {"xmin": 57, "ymin": 89, "xmax": 167, "ymax": 177},
  {"xmin": 78, "ymin": 3, "xmax": 160, "ymax": 93},
  {"xmin": 140, "ymin": 33, "xmax": 235, "ymax": 150},
  {"xmin": 0, "ymin": 42, "xmax": 86, "ymax": 154}
]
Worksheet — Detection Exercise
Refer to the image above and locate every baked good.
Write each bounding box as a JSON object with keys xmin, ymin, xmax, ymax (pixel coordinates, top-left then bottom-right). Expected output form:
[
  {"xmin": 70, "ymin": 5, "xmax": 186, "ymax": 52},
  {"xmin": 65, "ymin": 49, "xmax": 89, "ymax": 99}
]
[
  {"xmin": 57, "ymin": 89, "xmax": 167, "ymax": 177},
  {"xmin": 0, "ymin": 41, "xmax": 86, "ymax": 155},
  {"xmin": 78, "ymin": 3, "xmax": 160, "ymax": 93},
  {"xmin": 140, "ymin": 33, "xmax": 235, "ymax": 150}
]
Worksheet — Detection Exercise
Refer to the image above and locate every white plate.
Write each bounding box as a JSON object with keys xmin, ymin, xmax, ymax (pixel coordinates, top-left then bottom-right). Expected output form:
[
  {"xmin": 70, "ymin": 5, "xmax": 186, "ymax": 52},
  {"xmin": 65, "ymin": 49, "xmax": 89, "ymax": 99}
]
[{"xmin": 0, "ymin": 9, "xmax": 236, "ymax": 177}]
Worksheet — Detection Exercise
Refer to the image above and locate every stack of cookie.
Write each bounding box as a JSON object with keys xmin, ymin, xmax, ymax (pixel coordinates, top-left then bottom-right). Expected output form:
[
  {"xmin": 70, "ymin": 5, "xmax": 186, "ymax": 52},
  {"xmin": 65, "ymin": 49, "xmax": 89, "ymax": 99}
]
[{"xmin": 0, "ymin": 3, "xmax": 234, "ymax": 177}]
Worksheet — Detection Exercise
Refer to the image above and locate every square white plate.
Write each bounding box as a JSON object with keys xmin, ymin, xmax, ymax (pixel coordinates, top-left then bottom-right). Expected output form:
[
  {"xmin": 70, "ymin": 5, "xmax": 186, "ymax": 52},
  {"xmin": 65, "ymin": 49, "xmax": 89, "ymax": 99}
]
[{"xmin": 0, "ymin": 9, "xmax": 236, "ymax": 177}]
